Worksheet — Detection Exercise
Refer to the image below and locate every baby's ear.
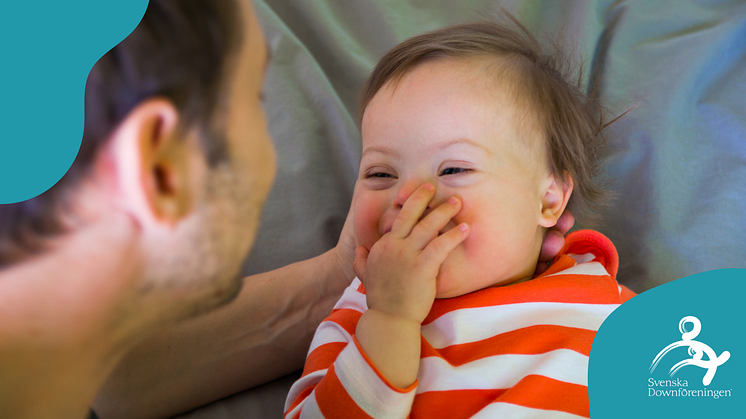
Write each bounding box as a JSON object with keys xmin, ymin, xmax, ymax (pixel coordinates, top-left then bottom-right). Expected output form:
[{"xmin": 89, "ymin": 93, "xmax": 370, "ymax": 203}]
[{"xmin": 538, "ymin": 172, "xmax": 573, "ymax": 228}]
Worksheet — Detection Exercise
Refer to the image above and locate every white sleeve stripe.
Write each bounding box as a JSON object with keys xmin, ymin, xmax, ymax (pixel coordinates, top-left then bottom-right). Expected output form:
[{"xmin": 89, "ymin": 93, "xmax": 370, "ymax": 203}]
[
  {"xmin": 335, "ymin": 341, "xmax": 416, "ymax": 418},
  {"xmin": 284, "ymin": 397, "xmax": 304, "ymax": 419},
  {"xmin": 422, "ymin": 302, "xmax": 618, "ymax": 348},
  {"xmin": 331, "ymin": 285, "xmax": 368, "ymax": 312},
  {"xmin": 297, "ymin": 390, "xmax": 324, "ymax": 419},
  {"xmin": 471, "ymin": 401, "xmax": 587, "ymax": 419},
  {"xmin": 306, "ymin": 320, "xmax": 353, "ymax": 356},
  {"xmin": 284, "ymin": 369, "xmax": 328, "ymax": 413},
  {"xmin": 544, "ymin": 261, "xmax": 609, "ymax": 277},
  {"xmin": 417, "ymin": 349, "xmax": 589, "ymax": 391},
  {"xmin": 307, "ymin": 280, "xmax": 369, "ymax": 356}
]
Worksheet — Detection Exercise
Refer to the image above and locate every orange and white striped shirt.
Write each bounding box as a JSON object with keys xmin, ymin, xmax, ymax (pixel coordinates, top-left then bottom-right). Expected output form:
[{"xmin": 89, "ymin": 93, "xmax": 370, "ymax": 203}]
[{"xmin": 284, "ymin": 230, "xmax": 635, "ymax": 419}]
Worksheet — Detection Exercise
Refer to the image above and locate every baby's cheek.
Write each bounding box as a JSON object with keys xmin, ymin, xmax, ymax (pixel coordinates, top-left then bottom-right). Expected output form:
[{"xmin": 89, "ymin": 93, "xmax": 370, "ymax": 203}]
[
  {"xmin": 353, "ymin": 196, "xmax": 385, "ymax": 248},
  {"xmin": 455, "ymin": 203, "xmax": 513, "ymax": 271}
]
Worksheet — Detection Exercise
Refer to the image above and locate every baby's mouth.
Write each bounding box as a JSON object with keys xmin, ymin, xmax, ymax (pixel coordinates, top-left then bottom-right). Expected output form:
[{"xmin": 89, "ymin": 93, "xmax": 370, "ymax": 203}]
[
  {"xmin": 381, "ymin": 223, "xmax": 453, "ymax": 237},
  {"xmin": 438, "ymin": 221, "xmax": 458, "ymax": 237}
]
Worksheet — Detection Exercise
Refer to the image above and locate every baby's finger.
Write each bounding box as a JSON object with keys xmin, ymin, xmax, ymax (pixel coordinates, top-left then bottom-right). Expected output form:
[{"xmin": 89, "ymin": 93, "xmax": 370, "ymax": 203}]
[
  {"xmin": 390, "ymin": 184, "xmax": 435, "ymax": 238},
  {"xmin": 538, "ymin": 229, "xmax": 565, "ymax": 263},
  {"xmin": 535, "ymin": 261, "xmax": 549, "ymax": 276},
  {"xmin": 408, "ymin": 197, "xmax": 462, "ymax": 249},
  {"xmin": 555, "ymin": 211, "xmax": 575, "ymax": 235},
  {"xmin": 421, "ymin": 223, "xmax": 469, "ymax": 266}
]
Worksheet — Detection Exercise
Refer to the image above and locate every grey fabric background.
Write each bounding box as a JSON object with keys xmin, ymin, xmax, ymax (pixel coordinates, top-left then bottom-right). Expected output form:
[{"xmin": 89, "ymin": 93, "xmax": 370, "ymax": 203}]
[{"xmin": 176, "ymin": 0, "xmax": 746, "ymax": 417}]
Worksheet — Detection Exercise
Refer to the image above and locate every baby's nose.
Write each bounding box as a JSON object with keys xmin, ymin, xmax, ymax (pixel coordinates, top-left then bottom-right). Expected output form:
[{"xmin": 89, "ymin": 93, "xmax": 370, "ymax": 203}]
[{"xmin": 393, "ymin": 181, "xmax": 435, "ymax": 209}]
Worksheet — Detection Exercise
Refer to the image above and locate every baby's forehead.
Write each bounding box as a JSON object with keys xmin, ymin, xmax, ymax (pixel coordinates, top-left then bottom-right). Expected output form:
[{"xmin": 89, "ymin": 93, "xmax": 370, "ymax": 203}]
[
  {"xmin": 364, "ymin": 56, "xmax": 549, "ymax": 159},
  {"xmin": 439, "ymin": 55, "xmax": 545, "ymax": 127}
]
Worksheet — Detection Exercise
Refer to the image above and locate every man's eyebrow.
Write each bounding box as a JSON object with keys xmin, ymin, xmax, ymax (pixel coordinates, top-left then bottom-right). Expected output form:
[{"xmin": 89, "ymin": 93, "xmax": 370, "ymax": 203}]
[{"xmin": 432, "ymin": 138, "xmax": 492, "ymax": 156}]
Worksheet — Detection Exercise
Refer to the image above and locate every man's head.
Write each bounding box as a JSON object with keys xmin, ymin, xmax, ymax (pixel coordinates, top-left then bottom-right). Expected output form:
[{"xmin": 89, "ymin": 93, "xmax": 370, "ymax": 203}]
[
  {"xmin": 0, "ymin": 0, "xmax": 275, "ymax": 321},
  {"xmin": 354, "ymin": 20, "xmax": 609, "ymax": 296}
]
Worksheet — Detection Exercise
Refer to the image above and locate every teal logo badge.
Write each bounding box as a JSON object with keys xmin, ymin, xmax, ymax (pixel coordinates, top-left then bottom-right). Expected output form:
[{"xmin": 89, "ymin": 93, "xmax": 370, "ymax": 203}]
[
  {"xmin": 589, "ymin": 269, "xmax": 742, "ymax": 418},
  {"xmin": 650, "ymin": 316, "xmax": 730, "ymax": 386}
]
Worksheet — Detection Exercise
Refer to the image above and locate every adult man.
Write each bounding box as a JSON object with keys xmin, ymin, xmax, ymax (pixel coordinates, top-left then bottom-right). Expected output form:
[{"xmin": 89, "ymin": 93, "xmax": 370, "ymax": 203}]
[
  {"xmin": 0, "ymin": 1, "xmax": 276, "ymax": 418},
  {"xmin": 0, "ymin": 1, "xmax": 573, "ymax": 418}
]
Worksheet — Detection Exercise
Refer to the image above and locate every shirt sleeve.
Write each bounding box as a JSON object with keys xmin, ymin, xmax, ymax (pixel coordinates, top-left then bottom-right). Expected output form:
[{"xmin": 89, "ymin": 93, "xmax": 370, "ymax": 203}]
[{"xmin": 284, "ymin": 279, "xmax": 417, "ymax": 419}]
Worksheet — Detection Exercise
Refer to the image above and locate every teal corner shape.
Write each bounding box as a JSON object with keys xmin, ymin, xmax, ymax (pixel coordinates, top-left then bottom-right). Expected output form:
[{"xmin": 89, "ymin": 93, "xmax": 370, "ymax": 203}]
[
  {"xmin": 0, "ymin": 0, "xmax": 149, "ymax": 204},
  {"xmin": 589, "ymin": 269, "xmax": 743, "ymax": 418}
]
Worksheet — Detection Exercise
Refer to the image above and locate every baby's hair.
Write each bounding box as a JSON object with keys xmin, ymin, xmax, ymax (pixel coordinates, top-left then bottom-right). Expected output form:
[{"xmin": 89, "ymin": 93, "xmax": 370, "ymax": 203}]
[{"xmin": 359, "ymin": 16, "xmax": 623, "ymax": 224}]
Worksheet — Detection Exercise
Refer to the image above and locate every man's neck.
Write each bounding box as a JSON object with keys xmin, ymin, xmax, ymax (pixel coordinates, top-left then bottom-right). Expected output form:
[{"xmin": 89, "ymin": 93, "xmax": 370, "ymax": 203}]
[{"xmin": 0, "ymin": 212, "xmax": 145, "ymax": 419}]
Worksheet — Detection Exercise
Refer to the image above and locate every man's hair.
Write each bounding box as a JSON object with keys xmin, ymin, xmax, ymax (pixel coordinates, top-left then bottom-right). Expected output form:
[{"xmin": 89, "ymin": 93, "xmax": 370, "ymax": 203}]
[
  {"xmin": 360, "ymin": 18, "xmax": 620, "ymax": 224},
  {"xmin": 0, "ymin": 0, "xmax": 242, "ymax": 268}
]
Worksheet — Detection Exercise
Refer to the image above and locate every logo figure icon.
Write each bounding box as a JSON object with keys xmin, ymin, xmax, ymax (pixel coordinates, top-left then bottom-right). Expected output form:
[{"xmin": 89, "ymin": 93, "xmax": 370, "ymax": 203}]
[{"xmin": 650, "ymin": 316, "xmax": 730, "ymax": 386}]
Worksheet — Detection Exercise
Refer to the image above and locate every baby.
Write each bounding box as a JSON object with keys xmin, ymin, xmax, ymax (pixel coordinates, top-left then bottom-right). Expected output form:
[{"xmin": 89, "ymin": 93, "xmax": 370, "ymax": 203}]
[{"xmin": 285, "ymin": 20, "xmax": 634, "ymax": 419}]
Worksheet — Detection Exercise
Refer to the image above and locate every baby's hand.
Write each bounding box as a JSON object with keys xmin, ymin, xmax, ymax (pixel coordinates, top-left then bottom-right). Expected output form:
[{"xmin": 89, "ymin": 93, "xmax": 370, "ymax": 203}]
[
  {"xmin": 353, "ymin": 184, "xmax": 469, "ymax": 324},
  {"xmin": 535, "ymin": 211, "xmax": 575, "ymax": 275}
]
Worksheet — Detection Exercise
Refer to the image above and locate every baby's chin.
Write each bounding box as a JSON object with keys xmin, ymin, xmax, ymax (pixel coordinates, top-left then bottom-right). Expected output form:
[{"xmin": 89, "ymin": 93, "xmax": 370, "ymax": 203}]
[
  {"xmin": 434, "ymin": 260, "xmax": 531, "ymax": 299},
  {"xmin": 433, "ymin": 268, "xmax": 481, "ymax": 299},
  {"xmin": 434, "ymin": 275, "xmax": 528, "ymax": 299}
]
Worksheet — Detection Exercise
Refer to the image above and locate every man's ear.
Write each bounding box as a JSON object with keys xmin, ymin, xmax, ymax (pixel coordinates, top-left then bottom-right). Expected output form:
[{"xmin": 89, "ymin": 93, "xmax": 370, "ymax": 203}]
[
  {"xmin": 102, "ymin": 98, "xmax": 199, "ymax": 227},
  {"xmin": 538, "ymin": 173, "xmax": 573, "ymax": 228}
]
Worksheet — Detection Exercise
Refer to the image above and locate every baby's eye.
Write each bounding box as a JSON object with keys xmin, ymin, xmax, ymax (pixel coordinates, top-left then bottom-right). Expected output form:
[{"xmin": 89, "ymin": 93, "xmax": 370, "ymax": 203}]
[
  {"xmin": 367, "ymin": 172, "xmax": 394, "ymax": 179},
  {"xmin": 440, "ymin": 167, "xmax": 471, "ymax": 176}
]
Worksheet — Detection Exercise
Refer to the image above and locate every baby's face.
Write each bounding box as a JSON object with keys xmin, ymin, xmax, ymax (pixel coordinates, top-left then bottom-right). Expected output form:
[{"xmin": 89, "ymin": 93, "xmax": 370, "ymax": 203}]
[{"xmin": 355, "ymin": 58, "xmax": 556, "ymax": 298}]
